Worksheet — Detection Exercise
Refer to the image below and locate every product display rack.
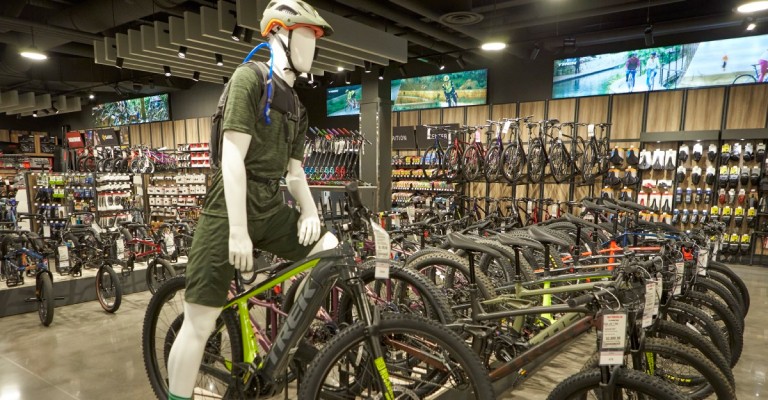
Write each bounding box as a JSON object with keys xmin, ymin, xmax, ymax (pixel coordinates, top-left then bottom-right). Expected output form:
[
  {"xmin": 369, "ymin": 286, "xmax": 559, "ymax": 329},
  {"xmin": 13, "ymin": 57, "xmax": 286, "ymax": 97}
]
[{"xmin": 145, "ymin": 172, "xmax": 208, "ymax": 221}]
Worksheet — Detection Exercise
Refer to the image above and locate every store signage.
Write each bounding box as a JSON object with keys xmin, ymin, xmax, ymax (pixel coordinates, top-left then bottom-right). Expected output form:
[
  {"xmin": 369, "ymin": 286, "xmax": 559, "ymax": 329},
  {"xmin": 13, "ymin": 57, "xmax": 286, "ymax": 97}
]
[
  {"xmin": 415, "ymin": 124, "xmax": 459, "ymax": 149},
  {"xmin": 97, "ymin": 129, "xmax": 121, "ymax": 146},
  {"xmin": 66, "ymin": 131, "xmax": 84, "ymax": 148},
  {"xmin": 392, "ymin": 126, "xmax": 417, "ymax": 150}
]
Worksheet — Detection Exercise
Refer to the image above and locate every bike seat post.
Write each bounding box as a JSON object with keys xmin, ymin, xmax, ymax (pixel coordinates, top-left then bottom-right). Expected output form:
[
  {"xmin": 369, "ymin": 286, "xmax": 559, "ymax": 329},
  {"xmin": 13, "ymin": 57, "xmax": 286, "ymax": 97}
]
[
  {"xmin": 574, "ymin": 224, "xmax": 582, "ymax": 264},
  {"xmin": 464, "ymin": 249, "xmax": 484, "ymax": 321}
]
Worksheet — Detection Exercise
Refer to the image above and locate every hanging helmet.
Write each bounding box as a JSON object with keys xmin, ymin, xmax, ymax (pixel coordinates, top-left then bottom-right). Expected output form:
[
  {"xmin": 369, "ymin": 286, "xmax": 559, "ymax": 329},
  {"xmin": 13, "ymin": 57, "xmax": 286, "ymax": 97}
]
[
  {"xmin": 443, "ymin": 75, "xmax": 450, "ymax": 81},
  {"xmin": 260, "ymin": 0, "xmax": 334, "ymax": 38}
]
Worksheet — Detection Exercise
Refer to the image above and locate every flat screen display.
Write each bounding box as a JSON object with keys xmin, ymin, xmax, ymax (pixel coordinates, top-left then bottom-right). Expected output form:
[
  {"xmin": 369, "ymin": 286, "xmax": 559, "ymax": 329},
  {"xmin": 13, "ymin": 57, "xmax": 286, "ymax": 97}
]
[
  {"xmin": 552, "ymin": 34, "xmax": 768, "ymax": 98},
  {"xmin": 327, "ymin": 84, "xmax": 361, "ymax": 117},
  {"xmin": 391, "ymin": 69, "xmax": 488, "ymax": 112},
  {"xmin": 91, "ymin": 94, "xmax": 170, "ymax": 127}
]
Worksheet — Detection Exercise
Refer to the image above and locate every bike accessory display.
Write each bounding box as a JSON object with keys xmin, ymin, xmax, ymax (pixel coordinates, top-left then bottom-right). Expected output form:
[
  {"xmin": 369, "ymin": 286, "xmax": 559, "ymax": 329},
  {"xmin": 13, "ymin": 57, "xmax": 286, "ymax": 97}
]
[
  {"xmin": 695, "ymin": 187, "xmax": 703, "ymax": 204},
  {"xmin": 678, "ymin": 144, "xmax": 689, "ymax": 162},
  {"xmin": 692, "ymin": 143, "xmax": 703, "ymax": 162},
  {"xmin": 734, "ymin": 206, "xmax": 744, "ymax": 226},
  {"xmin": 706, "ymin": 166, "xmax": 716, "ymax": 185},
  {"xmin": 751, "ymin": 166, "xmax": 761, "ymax": 186},
  {"xmin": 740, "ymin": 166, "xmax": 750, "ymax": 186},
  {"xmin": 664, "ymin": 149, "xmax": 676, "ymax": 170},
  {"xmin": 757, "ymin": 142, "xmax": 766, "ymax": 162},
  {"xmin": 671, "ymin": 209, "xmax": 680, "ymax": 224},
  {"xmin": 731, "ymin": 142, "xmax": 741, "ymax": 162},
  {"xmin": 626, "ymin": 147, "xmax": 639, "ymax": 165},
  {"xmin": 744, "ymin": 142, "xmax": 754, "ymax": 161},
  {"xmin": 707, "ymin": 143, "xmax": 718, "ymax": 162},
  {"xmin": 652, "ymin": 149, "xmax": 664, "ymax": 170},
  {"xmin": 638, "ymin": 149, "xmax": 651, "ymax": 170},
  {"xmin": 675, "ymin": 165, "xmax": 686, "ymax": 184},
  {"xmin": 721, "ymin": 143, "xmax": 731, "ymax": 164},
  {"xmin": 691, "ymin": 209, "xmax": 699, "ymax": 225},
  {"xmin": 729, "ymin": 165, "xmax": 740, "ymax": 188},
  {"xmin": 704, "ymin": 188, "xmax": 712, "ymax": 204},
  {"xmin": 691, "ymin": 166, "xmax": 702, "ymax": 185},
  {"xmin": 681, "ymin": 209, "xmax": 689, "ymax": 224},
  {"xmin": 685, "ymin": 187, "xmax": 693, "ymax": 205}
]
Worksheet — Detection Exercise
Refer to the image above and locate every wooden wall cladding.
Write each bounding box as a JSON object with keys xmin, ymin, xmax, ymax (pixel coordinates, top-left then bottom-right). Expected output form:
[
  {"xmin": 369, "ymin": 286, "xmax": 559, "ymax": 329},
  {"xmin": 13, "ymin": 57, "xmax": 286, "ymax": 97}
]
[
  {"xmin": 611, "ymin": 93, "xmax": 644, "ymax": 140},
  {"xmin": 150, "ymin": 122, "xmax": 163, "ymax": 148},
  {"xmin": 442, "ymin": 107, "xmax": 464, "ymax": 125},
  {"xmin": 185, "ymin": 119, "xmax": 200, "ymax": 144},
  {"xmin": 0, "ymin": 129, "xmax": 9, "ymax": 142},
  {"xmin": 547, "ymin": 98, "xmax": 576, "ymax": 121},
  {"xmin": 726, "ymin": 84, "xmax": 768, "ymax": 129},
  {"xmin": 491, "ymin": 103, "xmax": 517, "ymax": 120},
  {"xmin": 161, "ymin": 121, "xmax": 175, "ymax": 147},
  {"xmin": 466, "ymin": 106, "xmax": 490, "ymax": 126},
  {"xmin": 420, "ymin": 109, "xmax": 441, "ymax": 125},
  {"xmin": 578, "ymin": 96, "xmax": 610, "ymax": 124},
  {"xmin": 519, "ymin": 101, "xmax": 546, "ymax": 120},
  {"xmin": 645, "ymin": 90, "xmax": 683, "ymax": 132},
  {"xmin": 174, "ymin": 120, "xmax": 187, "ymax": 145},
  {"xmin": 684, "ymin": 87, "xmax": 725, "ymax": 131},
  {"xmin": 399, "ymin": 111, "xmax": 418, "ymax": 127},
  {"xmin": 129, "ymin": 126, "xmax": 140, "ymax": 145},
  {"xmin": 140, "ymin": 124, "xmax": 152, "ymax": 146},
  {"xmin": 197, "ymin": 117, "xmax": 212, "ymax": 143}
]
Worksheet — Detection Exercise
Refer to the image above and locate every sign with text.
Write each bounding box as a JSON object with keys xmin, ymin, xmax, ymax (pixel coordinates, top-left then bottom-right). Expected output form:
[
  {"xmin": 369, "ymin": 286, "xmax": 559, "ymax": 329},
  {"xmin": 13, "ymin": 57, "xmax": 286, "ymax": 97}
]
[
  {"xmin": 97, "ymin": 129, "xmax": 120, "ymax": 146},
  {"xmin": 392, "ymin": 126, "xmax": 417, "ymax": 150},
  {"xmin": 415, "ymin": 124, "xmax": 459, "ymax": 149},
  {"xmin": 66, "ymin": 131, "xmax": 84, "ymax": 148}
]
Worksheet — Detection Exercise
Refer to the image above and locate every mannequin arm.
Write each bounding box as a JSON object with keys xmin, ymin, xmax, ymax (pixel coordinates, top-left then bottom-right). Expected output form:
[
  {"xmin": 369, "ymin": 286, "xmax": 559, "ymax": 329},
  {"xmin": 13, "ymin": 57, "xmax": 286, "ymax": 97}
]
[
  {"xmin": 222, "ymin": 130, "xmax": 253, "ymax": 271},
  {"xmin": 286, "ymin": 158, "xmax": 320, "ymax": 246}
]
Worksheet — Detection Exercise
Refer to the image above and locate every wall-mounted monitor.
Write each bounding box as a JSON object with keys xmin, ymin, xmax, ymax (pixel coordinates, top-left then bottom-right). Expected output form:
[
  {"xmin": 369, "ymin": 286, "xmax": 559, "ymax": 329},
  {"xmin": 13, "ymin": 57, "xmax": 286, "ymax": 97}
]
[
  {"xmin": 391, "ymin": 69, "xmax": 488, "ymax": 112},
  {"xmin": 327, "ymin": 84, "xmax": 362, "ymax": 117},
  {"xmin": 552, "ymin": 34, "xmax": 768, "ymax": 99},
  {"xmin": 91, "ymin": 93, "xmax": 170, "ymax": 127}
]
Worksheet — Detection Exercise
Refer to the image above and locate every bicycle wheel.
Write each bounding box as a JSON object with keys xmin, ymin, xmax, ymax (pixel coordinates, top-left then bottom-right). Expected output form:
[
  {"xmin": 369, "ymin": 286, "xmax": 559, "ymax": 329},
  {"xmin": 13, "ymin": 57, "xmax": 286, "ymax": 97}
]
[
  {"xmin": 597, "ymin": 137, "xmax": 611, "ymax": 176},
  {"xmin": 548, "ymin": 141, "xmax": 572, "ymax": 183},
  {"xmin": 142, "ymin": 276, "xmax": 243, "ymax": 400},
  {"xmin": 484, "ymin": 144, "xmax": 502, "ymax": 182},
  {"xmin": 38, "ymin": 273, "xmax": 54, "ymax": 326},
  {"xmin": 527, "ymin": 139, "xmax": 546, "ymax": 183},
  {"xmin": 733, "ymin": 74, "xmax": 757, "ymax": 85},
  {"xmin": 665, "ymin": 300, "xmax": 731, "ymax": 367},
  {"xmin": 298, "ymin": 313, "xmax": 495, "ymax": 399},
  {"xmin": 147, "ymin": 258, "xmax": 177, "ymax": 294},
  {"xmin": 580, "ymin": 138, "xmax": 599, "ymax": 182},
  {"xmin": 549, "ymin": 367, "xmax": 689, "ymax": 400},
  {"xmin": 442, "ymin": 144, "xmax": 463, "ymax": 180},
  {"xmin": 678, "ymin": 290, "xmax": 743, "ymax": 367},
  {"xmin": 421, "ymin": 147, "xmax": 443, "ymax": 179},
  {"xmin": 81, "ymin": 156, "xmax": 97, "ymax": 172},
  {"xmin": 96, "ymin": 264, "xmax": 122, "ymax": 313},
  {"xmin": 707, "ymin": 260, "xmax": 749, "ymax": 315},
  {"xmin": 693, "ymin": 276, "xmax": 744, "ymax": 323},
  {"xmin": 461, "ymin": 145, "xmax": 483, "ymax": 181},
  {"xmin": 501, "ymin": 142, "xmax": 525, "ymax": 183},
  {"xmin": 705, "ymin": 269, "xmax": 747, "ymax": 318}
]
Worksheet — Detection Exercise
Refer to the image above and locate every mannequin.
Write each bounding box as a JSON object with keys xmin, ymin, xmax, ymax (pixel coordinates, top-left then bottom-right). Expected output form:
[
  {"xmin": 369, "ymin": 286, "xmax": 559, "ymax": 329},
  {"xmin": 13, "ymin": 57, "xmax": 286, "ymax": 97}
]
[{"xmin": 166, "ymin": 6, "xmax": 337, "ymax": 398}]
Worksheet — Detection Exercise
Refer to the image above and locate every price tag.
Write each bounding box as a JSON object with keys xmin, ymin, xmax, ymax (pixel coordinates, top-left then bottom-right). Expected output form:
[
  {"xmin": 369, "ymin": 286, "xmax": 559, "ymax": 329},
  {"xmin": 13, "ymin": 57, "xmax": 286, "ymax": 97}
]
[
  {"xmin": 58, "ymin": 245, "xmax": 70, "ymax": 270},
  {"xmin": 642, "ymin": 281, "xmax": 656, "ymax": 328},
  {"xmin": 371, "ymin": 219, "xmax": 391, "ymax": 279},
  {"xmin": 164, "ymin": 232, "xmax": 176, "ymax": 255},
  {"xmin": 599, "ymin": 312, "xmax": 627, "ymax": 366},
  {"xmin": 697, "ymin": 248, "xmax": 708, "ymax": 276},
  {"xmin": 406, "ymin": 206, "xmax": 416, "ymax": 223},
  {"xmin": 116, "ymin": 239, "xmax": 125, "ymax": 260},
  {"xmin": 588, "ymin": 124, "xmax": 595, "ymax": 137},
  {"xmin": 674, "ymin": 261, "xmax": 685, "ymax": 295},
  {"xmin": 502, "ymin": 120, "xmax": 512, "ymax": 134},
  {"xmin": 474, "ymin": 128, "xmax": 482, "ymax": 143},
  {"xmin": 43, "ymin": 224, "xmax": 51, "ymax": 238}
]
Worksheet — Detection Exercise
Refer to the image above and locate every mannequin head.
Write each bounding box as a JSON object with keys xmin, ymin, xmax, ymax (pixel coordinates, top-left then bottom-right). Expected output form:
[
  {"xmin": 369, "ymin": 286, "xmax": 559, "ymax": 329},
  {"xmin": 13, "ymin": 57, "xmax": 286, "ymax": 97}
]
[{"xmin": 268, "ymin": 27, "xmax": 317, "ymax": 85}]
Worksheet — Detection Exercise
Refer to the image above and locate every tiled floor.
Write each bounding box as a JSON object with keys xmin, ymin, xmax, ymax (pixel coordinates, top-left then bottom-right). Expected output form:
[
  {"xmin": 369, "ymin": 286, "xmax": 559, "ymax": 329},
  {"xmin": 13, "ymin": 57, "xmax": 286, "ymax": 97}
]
[{"xmin": 0, "ymin": 264, "xmax": 763, "ymax": 399}]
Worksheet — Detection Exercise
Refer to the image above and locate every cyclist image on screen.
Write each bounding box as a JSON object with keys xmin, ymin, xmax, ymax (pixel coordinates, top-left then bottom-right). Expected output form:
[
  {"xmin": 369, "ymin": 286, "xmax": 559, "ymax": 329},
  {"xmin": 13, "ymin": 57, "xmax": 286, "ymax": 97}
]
[
  {"xmin": 625, "ymin": 53, "xmax": 640, "ymax": 91},
  {"xmin": 722, "ymin": 54, "xmax": 728, "ymax": 71},
  {"xmin": 442, "ymin": 74, "xmax": 458, "ymax": 106},
  {"xmin": 645, "ymin": 52, "xmax": 660, "ymax": 90},
  {"xmin": 759, "ymin": 48, "xmax": 768, "ymax": 83},
  {"xmin": 345, "ymin": 89, "xmax": 358, "ymax": 111}
]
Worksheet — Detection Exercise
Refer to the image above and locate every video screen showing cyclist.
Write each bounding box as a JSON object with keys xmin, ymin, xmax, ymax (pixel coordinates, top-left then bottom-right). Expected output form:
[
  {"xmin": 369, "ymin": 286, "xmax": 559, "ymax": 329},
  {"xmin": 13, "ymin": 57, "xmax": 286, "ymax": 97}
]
[
  {"xmin": 625, "ymin": 52, "xmax": 640, "ymax": 89},
  {"xmin": 645, "ymin": 52, "xmax": 660, "ymax": 89},
  {"xmin": 759, "ymin": 48, "xmax": 768, "ymax": 82},
  {"xmin": 442, "ymin": 75, "xmax": 458, "ymax": 107},
  {"xmin": 345, "ymin": 88, "xmax": 358, "ymax": 110}
]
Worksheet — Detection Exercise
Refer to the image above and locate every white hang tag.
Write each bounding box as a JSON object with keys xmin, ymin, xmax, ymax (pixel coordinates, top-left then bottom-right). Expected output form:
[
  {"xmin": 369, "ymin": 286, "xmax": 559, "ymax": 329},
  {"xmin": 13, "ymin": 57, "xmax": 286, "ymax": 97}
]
[
  {"xmin": 642, "ymin": 281, "xmax": 656, "ymax": 328},
  {"xmin": 475, "ymin": 128, "xmax": 482, "ymax": 143},
  {"xmin": 406, "ymin": 205, "xmax": 416, "ymax": 223},
  {"xmin": 697, "ymin": 248, "xmax": 708, "ymax": 276},
  {"xmin": 116, "ymin": 238, "xmax": 125, "ymax": 260},
  {"xmin": 43, "ymin": 224, "xmax": 51, "ymax": 238},
  {"xmin": 371, "ymin": 219, "xmax": 391, "ymax": 279},
  {"xmin": 426, "ymin": 128, "xmax": 432, "ymax": 140},
  {"xmin": 674, "ymin": 261, "xmax": 685, "ymax": 295},
  {"xmin": 588, "ymin": 124, "xmax": 596, "ymax": 137},
  {"xmin": 599, "ymin": 312, "xmax": 627, "ymax": 366},
  {"xmin": 58, "ymin": 245, "xmax": 70, "ymax": 269},
  {"xmin": 502, "ymin": 120, "xmax": 512, "ymax": 134},
  {"xmin": 164, "ymin": 232, "xmax": 176, "ymax": 254}
]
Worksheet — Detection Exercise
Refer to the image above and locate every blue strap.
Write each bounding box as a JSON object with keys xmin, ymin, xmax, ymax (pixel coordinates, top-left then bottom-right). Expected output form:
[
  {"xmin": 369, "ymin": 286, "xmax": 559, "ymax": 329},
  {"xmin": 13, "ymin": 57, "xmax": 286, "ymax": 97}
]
[{"xmin": 243, "ymin": 43, "xmax": 274, "ymax": 125}]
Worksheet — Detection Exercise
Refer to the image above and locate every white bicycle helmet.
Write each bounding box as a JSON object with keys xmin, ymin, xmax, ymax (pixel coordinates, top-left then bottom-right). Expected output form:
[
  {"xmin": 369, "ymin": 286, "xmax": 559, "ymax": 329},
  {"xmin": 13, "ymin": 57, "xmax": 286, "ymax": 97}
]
[{"xmin": 260, "ymin": 0, "xmax": 334, "ymax": 38}]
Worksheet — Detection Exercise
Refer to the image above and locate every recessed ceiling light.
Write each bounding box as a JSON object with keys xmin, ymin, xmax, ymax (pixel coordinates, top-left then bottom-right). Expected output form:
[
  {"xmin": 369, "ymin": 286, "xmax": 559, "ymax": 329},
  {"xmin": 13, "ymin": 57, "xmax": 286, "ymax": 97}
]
[
  {"xmin": 215, "ymin": 53, "xmax": 224, "ymax": 67},
  {"xmin": 747, "ymin": 22, "xmax": 758, "ymax": 30},
  {"xmin": 88, "ymin": 93, "xmax": 95, "ymax": 100},
  {"xmin": 481, "ymin": 42, "xmax": 506, "ymax": 51},
  {"xmin": 178, "ymin": 46, "xmax": 187, "ymax": 58},
  {"xmin": 337, "ymin": 66, "xmax": 344, "ymax": 72},
  {"xmin": 164, "ymin": 65, "xmax": 172, "ymax": 77},
  {"xmin": 737, "ymin": 1, "xmax": 768, "ymax": 13},
  {"xmin": 20, "ymin": 50, "xmax": 47, "ymax": 60}
]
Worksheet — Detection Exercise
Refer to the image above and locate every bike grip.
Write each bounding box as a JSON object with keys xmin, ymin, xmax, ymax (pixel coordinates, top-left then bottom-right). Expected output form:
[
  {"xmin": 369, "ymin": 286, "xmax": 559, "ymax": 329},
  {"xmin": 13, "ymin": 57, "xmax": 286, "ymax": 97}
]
[
  {"xmin": 345, "ymin": 181, "xmax": 363, "ymax": 209},
  {"xmin": 638, "ymin": 256, "xmax": 662, "ymax": 270},
  {"xmin": 567, "ymin": 293, "xmax": 595, "ymax": 308}
]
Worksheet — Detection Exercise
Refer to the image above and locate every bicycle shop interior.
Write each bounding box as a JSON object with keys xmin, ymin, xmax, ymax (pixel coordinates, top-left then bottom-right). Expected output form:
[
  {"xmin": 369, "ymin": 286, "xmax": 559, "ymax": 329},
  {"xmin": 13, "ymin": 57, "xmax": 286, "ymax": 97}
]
[{"xmin": 0, "ymin": 0, "xmax": 767, "ymax": 399}]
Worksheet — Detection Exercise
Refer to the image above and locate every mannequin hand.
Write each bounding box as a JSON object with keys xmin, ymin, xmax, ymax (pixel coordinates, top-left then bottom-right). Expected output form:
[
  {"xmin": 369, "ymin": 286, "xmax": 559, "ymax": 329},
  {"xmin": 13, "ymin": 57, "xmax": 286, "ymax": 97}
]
[
  {"xmin": 228, "ymin": 225, "xmax": 253, "ymax": 272},
  {"xmin": 297, "ymin": 213, "xmax": 321, "ymax": 246}
]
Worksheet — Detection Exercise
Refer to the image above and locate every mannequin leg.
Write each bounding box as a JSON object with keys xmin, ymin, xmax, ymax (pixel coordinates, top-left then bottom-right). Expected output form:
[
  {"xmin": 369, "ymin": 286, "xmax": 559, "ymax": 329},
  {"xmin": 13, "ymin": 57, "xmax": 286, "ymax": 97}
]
[
  {"xmin": 167, "ymin": 301, "xmax": 222, "ymax": 399},
  {"xmin": 309, "ymin": 231, "xmax": 339, "ymax": 255}
]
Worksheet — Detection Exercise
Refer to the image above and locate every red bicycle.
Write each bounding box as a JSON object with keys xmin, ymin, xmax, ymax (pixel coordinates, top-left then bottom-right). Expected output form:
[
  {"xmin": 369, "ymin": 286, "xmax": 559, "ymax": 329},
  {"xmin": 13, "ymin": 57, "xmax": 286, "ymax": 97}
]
[{"xmin": 115, "ymin": 221, "xmax": 176, "ymax": 294}]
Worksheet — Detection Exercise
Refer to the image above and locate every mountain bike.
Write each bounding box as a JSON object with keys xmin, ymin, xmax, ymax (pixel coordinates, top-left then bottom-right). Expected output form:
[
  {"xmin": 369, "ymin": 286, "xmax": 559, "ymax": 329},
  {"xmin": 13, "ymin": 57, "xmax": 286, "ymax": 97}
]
[
  {"xmin": 483, "ymin": 119, "xmax": 508, "ymax": 182},
  {"xmin": 546, "ymin": 122, "xmax": 577, "ymax": 183},
  {"xmin": 420, "ymin": 125, "xmax": 448, "ymax": 180},
  {"xmin": 500, "ymin": 116, "xmax": 531, "ymax": 183},
  {"xmin": 578, "ymin": 122, "xmax": 611, "ymax": 183},
  {"xmin": 142, "ymin": 182, "xmax": 494, "ymax": 400},
  {"xmin": 442, "ymin": 127, "xmax": 471, "ymax": 181},
  {"xmin": 732, "ymin": 63, "xmax": 767, "ymax": 84},
  {"xmin": 461, "ymin": 125, "xmax": 492, "ymax": 181},
  {"xmin": 527, "ymin": 119, "xmax": 561, "ymax": 183}
]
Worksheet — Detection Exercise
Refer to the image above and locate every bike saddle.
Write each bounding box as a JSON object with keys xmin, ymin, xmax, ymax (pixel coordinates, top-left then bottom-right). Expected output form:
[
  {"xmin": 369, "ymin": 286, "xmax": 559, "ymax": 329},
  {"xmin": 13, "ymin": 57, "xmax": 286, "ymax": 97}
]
[
  {"xmin": 445, "ymin": 233, "xmax": 502, "ymax": 258},
  {"xmin": 526, "ymin": 226, "xmax": 571, "ymax": 248},
  {"xmin": 615, "ymin": 200, "xmax": 650, "ymax": 213},
  {"xmin": 496, "ymin": 233, "xmax": 544, "ymax": 251},
  {"xmin": 564, "ymin": 213, "xmax": 603, "ymax": 231},
  {"xmin": 581, "ymin": 200, "xmax": 614, "ymax": 214},
  {"xmin": 547, "ymin": 119, "xmax": 560, "ymax": 126}
]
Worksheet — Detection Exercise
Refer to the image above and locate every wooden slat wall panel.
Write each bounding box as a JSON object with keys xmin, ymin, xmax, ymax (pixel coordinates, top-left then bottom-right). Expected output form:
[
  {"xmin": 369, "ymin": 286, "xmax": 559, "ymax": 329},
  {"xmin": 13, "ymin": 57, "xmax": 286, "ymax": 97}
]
[
  {"xmin": 610, "ymin": 93, "xmax": 644, "ymax": 140},
  {"xmin": 399, "ymin": 111, "xmax": 418, "ymax": 127},
  {"xmin": 198, "ymin": 117, "xmax": 212, "ymax": 143},
  {"xmin": 442, "ymin": 107, "xmax": 464, "ymax": 125},
  {"xmin": 726, "ymin": 84, "xmax": 768, "ymax": 129},
  {"xmin": 544, "ymin": 184, "xmax": 570, "ymax": 202},
  {"xmin": 684, "ymin": 87, "xmax": 725, "ymax": 131},
  {"xmin": 150, "ymin": 122, "xmax": 163, "ymax": 148},
  {"xmin": 547, "ymin": 99, "xmax": 576, "ymax": 121},
  {"xmin": 420, "ymin": 109, "xmax": 441, "ymax": 125},
  {"xmin": 0, "ymin": 130, "xmax": 9, "ymax": 142},
  {"xmin": 491, "ymin": 103, "xmax": 517, "ymax": 120},
  {"xmin": 161, "ymin": 121, "xmax": 175, "ymax": 147},
  {"xmin": 10, "ymin": 130, "xmax": 25, "ymax": 143},
  {"xmin": 174, "ymin": 120, "xmax": 187, "ymax": 145},
  {"xmin": 466, "ymin": 106, "xmax": 489, "ymax": 126},
  {"xmin": 578, "ymin": 96, "xmax": 609, "ymax": 124},
  {"xmin": 140, "ymin": 124, "xmax": 152, "ymax": 146},
  {"xmin": 519, "ymin": 101, "xmax": 545, "ymax": 121},
  {"xmin": 129, "ymin": 126, "xmax": 140, "ymax": 146},
  {"xmin": 645, "ymin": 90, "xmax": 683, "ymax": 132},
  {"xmin": 185, "ymin": 119, "xmax": 200, "ymax": 143}
]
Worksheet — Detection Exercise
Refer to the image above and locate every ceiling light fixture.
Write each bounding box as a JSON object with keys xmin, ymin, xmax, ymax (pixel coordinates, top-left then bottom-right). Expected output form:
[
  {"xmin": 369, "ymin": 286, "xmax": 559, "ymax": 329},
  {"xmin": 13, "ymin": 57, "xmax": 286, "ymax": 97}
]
[
  {"xmin": 744, "ymin": 16, "xmax": 758, "ymax": 31},
  {"xmin": 178, "ymin": 46, "xmax": 187, "ymax": 58},
  {"xmin": 378, "ymin": 67, "xmax": 385, "ymax": 80},
  {"xmin": 116, "ymin": 57, "xmax": 124, "ymax": 69},
  {"xmin": 20, "ymin": 27, "xmax": 47, "ymax": 61},
  {"xmin": 192, "ymin": 71, "xmax": 200, "ymax": 82},
  {"xmin": 32, "ymin": 110, "xmax": 38, "ymax": 117},
  {"xmin": 345, "ymin": 72, "xmax": 351, "ymax": 84},
  {"xmin": 51, "ymin": 105, "xmax": 59, "ymax": 114},
  {"xmin": 308, "ymin": 73, "xmax": 314, "ymax": 84},
  {"xmin": 164, "ymin": 65, "xmax": 172, "ymax": 77},
  {"xmin": 231, "ymin": 25, "xmax": 243, "ymax": 41},
  {"xmin": 438, "ymin": 56, "xmax": 446, "ymax": 71},
  {"xmin": 215, "ymin": 53, "xmax": 224, "ymax": 66},
  {"xmin": 737, "ymin": 1, "xmax": 768, "ymax": 13},
  {"xmin": 644, "ymin": 25, "xmax": 654, "ymax": 46},
  {"xmin": 364, "ymin": 61, "xmax": 372, "ymax": 73},
  {"xmin": 88, "ymin": 93, "xmax": 95, "ymax": 100},
  {"xmin": 337, "ymin": 66, "xmax": 344, "ymax": 72},
  {"xmin": 456, "ymin": 55, "xmax": 466, "ymax": 69},
  {"xmin": 481, "ymin": 42, "xmax": 506, "ymax": 51}
]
